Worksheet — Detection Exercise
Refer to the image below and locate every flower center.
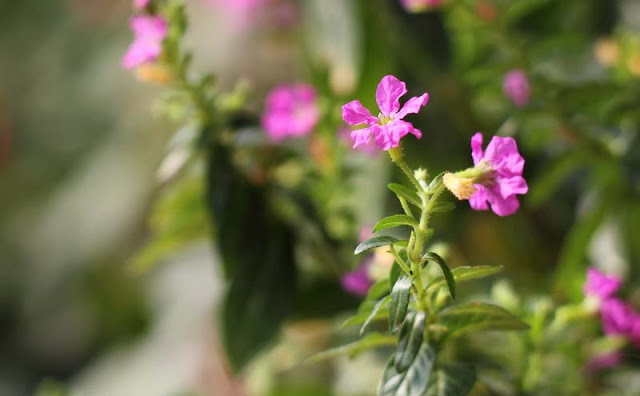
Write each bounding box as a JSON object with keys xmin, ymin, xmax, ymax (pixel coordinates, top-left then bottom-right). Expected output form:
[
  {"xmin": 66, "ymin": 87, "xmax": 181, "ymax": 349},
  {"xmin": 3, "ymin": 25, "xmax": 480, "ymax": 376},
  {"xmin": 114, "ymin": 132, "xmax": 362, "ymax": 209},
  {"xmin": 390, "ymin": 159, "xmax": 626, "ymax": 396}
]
[{"xmin": 377, "ymin": 113, "xmax": 393, "ymax": 125}]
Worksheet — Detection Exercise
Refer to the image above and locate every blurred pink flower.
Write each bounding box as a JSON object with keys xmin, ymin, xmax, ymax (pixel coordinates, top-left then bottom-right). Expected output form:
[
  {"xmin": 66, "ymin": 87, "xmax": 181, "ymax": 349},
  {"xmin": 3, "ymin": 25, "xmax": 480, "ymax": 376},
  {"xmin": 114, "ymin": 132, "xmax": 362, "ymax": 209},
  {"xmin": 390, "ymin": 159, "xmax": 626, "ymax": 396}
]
[
  {"xmin": 401, "ymin": 0, "xmax": 442, "ymax": 12},
  {"xmin": 584, "ymin": 351, "xmax": 623, "ymax": 373},
  {"xmin": 261, "ymin": 84, "xmax": 319, "ymax": 141},
  {"xmin": 584, "ymin": 267, "xmax": 622, "ymax": 300},
  {"xmin": 122, "ymin": 15, "xmax": 168, "ymax": 69},
  {"xmin": 341, "ymin": 258, "xmax": 373, "ymax": 297},
  {"xmin": 338, "ymin": 127, "xmax": 378, "ymax": 156},
  {"xmin": 503, "ymin": 69, "xmax": 530, "ymax": 107},
  {"xmin": 342, "ymin": 75, "xmax": 429, "ymax": 151},
  {"xmin": 133, "ymin": 0, "xmax": 150, "ymax": 9},
  {"xmin": 600, "ymin": 298, "xmax": 635, "ymax": 336},
  {"xmin": 467, "ymin": 133, "xmax": 528, "ymax": 216}
]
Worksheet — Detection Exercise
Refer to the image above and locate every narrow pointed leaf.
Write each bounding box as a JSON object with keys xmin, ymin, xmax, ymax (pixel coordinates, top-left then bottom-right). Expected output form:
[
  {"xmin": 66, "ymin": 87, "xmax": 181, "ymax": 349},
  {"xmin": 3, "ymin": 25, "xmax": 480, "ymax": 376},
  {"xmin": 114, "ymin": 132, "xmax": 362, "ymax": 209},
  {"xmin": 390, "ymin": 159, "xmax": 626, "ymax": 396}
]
[
  {"xmin": 389, "ymin": 261, "xmax": 403, "ymax": 291},
  {"xmin": 360, "ymin": 295, "xmax": 392, "ymax": 336},
  {"xmin": 425, "ymin": 365, "xmax": 476, "ymax": 396},
  {"xmin": 395, "ymin": 311, "xmax": 426, "ymax": 372},
  {"xmin": 341, "ymin": 304, "xmax": 389, "ymax": 328},
  {"xmin": 367, "ymin": 278, "xmax": 391, "ymax": 301},
  {"xmin": 307, "ymin": 332, "xmax": 397, "ymax": 363},
  {"xmin": 437, "ymin": 302, "xmax": 529, "ymax": 338},
  {"xmin": 423, "ymin": 252, "xmax": 456, "ymax": 300},
  {"xmin": 378, "ymin": 344, "xmax": 436, "ymax": 396},
  {"xmin": 431, "ymin": 201, "xmax": 455, "ymax": 213},
  {"xmin": 388, "ymin": 183, "xmax": 421, "ymax": 207},
  {"xmin": 355, "ymin": 236, "xmax": 398, "ymax": 255},
  {"xmin": 389, "ymin": 275, "xmax": 412, "ymax": 332},
  {"xmin": 373, "ymin": 214, "xmax": 419, "ymax": 232},
  {"xmin": 427, "ymin": 265, "xmax": 502, "ymax": 292}
]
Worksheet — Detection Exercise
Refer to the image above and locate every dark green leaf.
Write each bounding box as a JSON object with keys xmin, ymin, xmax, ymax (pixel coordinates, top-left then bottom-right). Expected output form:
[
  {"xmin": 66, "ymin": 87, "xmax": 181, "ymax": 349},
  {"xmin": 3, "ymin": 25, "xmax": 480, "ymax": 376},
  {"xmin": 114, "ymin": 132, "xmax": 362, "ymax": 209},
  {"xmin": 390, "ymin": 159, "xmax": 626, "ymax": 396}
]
[
  {"xmin": 427, "ymin": 265, "xmax": 502, "ymax": 293},
  {"xmin": 423, "ymin": 252, "xmax": 456, "ymax": 300},
  {"xmin": 504, "ymin": 0, "xmax": 553, "ymax": 26},
  {"xmin": 388, "ymin": 183, "xmax": 422, "ymax": 207},
  {"xmin": 425, "ymin": 365, "xmax": 476, "ymax": 396},
  {"xmin": 361, "ymin": 295, "xmax": 392, "ymax": 336},
  {"xmin": 378, "ymin": 344, "xmax": 436, "ymax": 396},
  {"xmin": 438, "ymin": 302, "xmax": 529, "ymax": 338},
  {"xmin": 389, "ymin": 261, "xmax": 403, "ymax": 291},
  {"xmin": 373, "ymin": 214, "xmax": 419, "ymax": 232},
  {"xmin": 389, "ymin": 276, "xmax": 412, "ymax": 332},
  {"xmin": 355, "ymin": 236, "xmax": 399, "ymax": 255},
  {"xmin": 395, "ymin": 311, "xmax": 426, "ymax": 372},
  {"xmin": 307, "ymin": 332, "xmax": 397, "ymax": 363}
]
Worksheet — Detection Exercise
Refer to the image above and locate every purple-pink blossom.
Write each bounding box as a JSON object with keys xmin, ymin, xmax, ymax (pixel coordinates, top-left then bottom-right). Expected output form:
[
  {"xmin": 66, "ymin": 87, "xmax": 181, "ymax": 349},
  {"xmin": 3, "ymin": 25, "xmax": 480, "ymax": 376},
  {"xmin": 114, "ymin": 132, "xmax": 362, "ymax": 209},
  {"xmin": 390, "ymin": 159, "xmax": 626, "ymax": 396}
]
[
  {"xmin": 600, "ymin": 298, "xmax": 635, "ymax": 336},
  {"xmin": 133, "ymin": 0, "xmax": 150, "ymax": 9},
  {"xmin": 341, "ymin": 258, "xmax": 373, "ymax": 297},
  {"xmin": 261, "ymin": 84, "xmax": 319, "ymax": 142},
  {"xmin": 584, "ymin": 267, "xmax": 622, "ymax": 300},
  {"xmin": 467, "ymin": 133, "xmax": 528, "ymax": 216},
  {"xmin": 342, "ymin": 75, "xmax": 429, "ymax": 151},
  {"xmin": 338, "ymin": 127, "xmax": 378, "ymax": 156},
  {"xmin": 122, "ymin": 15, "xmax": 168, "ymax": 69},
  {"xmin": 401, "ymin": 0, "xmax": 443, "ymax": 12},
  {"xmin": 503, "ymin": 69, "xmax": 530, "ymax": 107},
  {"xmin": 584, "ymin": 351, "xmax": 623, "ymax": 373}
]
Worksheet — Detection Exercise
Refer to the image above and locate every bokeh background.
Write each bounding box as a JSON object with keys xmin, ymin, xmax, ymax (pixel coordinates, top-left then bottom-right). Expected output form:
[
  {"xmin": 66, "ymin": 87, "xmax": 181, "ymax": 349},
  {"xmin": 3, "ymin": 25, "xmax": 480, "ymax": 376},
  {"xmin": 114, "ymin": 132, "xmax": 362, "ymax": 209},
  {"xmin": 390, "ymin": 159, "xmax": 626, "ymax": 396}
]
[{"xmin": 1, "ymin": 0, "xmax": 639, "ymax": 395}]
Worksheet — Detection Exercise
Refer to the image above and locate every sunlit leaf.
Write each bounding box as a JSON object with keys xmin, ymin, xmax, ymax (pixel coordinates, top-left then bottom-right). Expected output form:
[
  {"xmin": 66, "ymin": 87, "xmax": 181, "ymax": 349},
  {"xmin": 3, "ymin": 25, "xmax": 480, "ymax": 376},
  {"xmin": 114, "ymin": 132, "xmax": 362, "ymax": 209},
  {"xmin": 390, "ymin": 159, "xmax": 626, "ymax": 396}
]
[
  {"xmin": 355, "ymin": 236, "xmax": 399, "ymax": 255},
  {"xmin": 437, "ymin": 302, "xmax": 529, "ymax": 339},
  {"xmin": 373, "ymin": 214, "xmax": 419, "ymax": 232}
]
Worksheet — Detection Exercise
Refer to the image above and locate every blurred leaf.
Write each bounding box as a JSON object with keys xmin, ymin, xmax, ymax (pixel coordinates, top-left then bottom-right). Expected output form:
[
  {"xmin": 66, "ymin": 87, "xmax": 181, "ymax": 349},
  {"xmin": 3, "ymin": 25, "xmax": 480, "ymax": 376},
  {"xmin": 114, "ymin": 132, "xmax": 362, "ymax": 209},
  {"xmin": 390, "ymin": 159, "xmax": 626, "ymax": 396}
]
[
  {"xmin": 503, "ymin": 0, "xmax": 553, "ymax": 26},
  {"xmin": 395, "ymin": 311, "xmax": 426, "ymax": 373},
  {"xmin": 389, "ymin": 260, "xmax": 403, "ymax": 291},
  {"xmin": 379, "ymin": 344, "xmax": 436, "ymax": 396},
  {"xmin": 431, "ymin": 201, "xmax": 455, "ymax": 213},
  {"xmin": 427, "ymin": 266, "xmax": 502, "ymax": 293},
  {"xmin": 438, "ymin": 303, "xmax": 529, "ymax": 339},
  {"xmin": 388, "ymin": 183, "xmax": 422, "ymax": 207},
  {"xmin": 355, "ymin": 236, "xmax": 399, "ymax": 255},
  {"xmin": 291, "ymin": 279, "xmax": 361, "ymax": 320},
  {"xmin": 373, "ymin": 214, "xmax": 419, "ymax": 232},
  {"xmin": 307, "ymin": 332, "xmax": 397, "ymax": 363},
  {"xmin": 423, "ymin": 252, "xmax": 456, "ymax": 300},
  {"xmin": 207, "ymin": 143, "xmax": 297, "ymax": 372},
  {"xmin": 361, "ymin": 295, "xmax": 392, "ymax": 336},
  {"xmin": 341, "ymin": 301, "xmax": 389, "ymax": 329},
  {"xmin": 389, "ymin": 275, "xmax": 412, "ymax": 332},
  {"xmin": 528, "ymin": 151, "xmax": 586, "ymax": 207},
  {"xmin": 425, "ymin": 365, "xmax": 476, "ymax": 396}
]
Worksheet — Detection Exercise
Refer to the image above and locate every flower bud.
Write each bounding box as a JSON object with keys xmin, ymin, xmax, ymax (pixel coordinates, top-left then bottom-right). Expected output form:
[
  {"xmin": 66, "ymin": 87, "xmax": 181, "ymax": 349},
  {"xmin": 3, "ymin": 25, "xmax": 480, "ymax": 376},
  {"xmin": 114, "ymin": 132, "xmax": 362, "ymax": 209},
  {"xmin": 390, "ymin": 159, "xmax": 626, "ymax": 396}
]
[{"xmin": 443, "ymin": 172, "xmax": 477, "ymax": 200}]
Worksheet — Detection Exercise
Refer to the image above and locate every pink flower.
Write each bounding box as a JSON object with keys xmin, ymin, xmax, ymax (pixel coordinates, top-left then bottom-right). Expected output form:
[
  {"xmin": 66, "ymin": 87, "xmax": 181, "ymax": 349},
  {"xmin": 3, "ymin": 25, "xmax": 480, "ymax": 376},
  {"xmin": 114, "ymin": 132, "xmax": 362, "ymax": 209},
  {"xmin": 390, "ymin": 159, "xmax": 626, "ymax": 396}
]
[
  {"xmin": 133, "ymin": 0, "xmax": 150, "ymax": 9},
  {"xmin": 342, "ymin": 75, "xmax": 429, "ymax": 151},
  {"xmin": 122, "ymin": 15, "xmax": 168, "ymax": 69},
  {"xmin": 401, "ymin": 0, "xmax": 442, "ymax": 12},
  {"xmin": 584, "ymin": 351, "xmax": 623, "ymax": 373},
  {"xmin": 629, "ymin": 316, "xmax": 640, "ymax": 346},
  {"xmin": 261, "ymin": 84, "xmax": 319, "ymax": 141},
  {"xmin": 600, "ymin": 298, "xmax": 635, "ymax": 335},
  {"xmin": 338, "ymin": 127, "xmax": 378, "ymax": 156},
  {"xmin": 503, "ymin": 69, "xmax": 530, "ymax": 107},
  {"xmin": 341, "ymin": 258, "xmax": 373, "ymax": 297},
  {"xmin": 584, "ymin": 267, "xmax": 622, "ymax": 300},
  {"xmin": 467, "ymin": 133, "xmax": 528, "ymax": 216}
]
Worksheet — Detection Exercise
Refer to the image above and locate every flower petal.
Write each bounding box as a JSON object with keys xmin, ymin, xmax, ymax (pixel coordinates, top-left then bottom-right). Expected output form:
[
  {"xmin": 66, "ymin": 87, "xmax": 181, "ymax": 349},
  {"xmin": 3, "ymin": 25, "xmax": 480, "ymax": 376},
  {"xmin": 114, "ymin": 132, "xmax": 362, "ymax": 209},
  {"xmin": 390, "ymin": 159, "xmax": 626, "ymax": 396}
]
[
  {"xmin": 396, "ymin": 93, "xmax": 429, "ymax": 120},
  {"xmin": 342, "ymin": 100, "xmax": 377, "ymax": 125},
  {"xmin": 469, "ymin": 185, "xmax": 489, "ymax": 211},
  {"xmin": 483, "ymin": 136, "xmax": 524, "ymax": 176},
  {"xmin": 351, "ymin": 126, "xmax": 378, "ymax": 149},
  {"xmin": 494, "ymin": 175, "xmax": 528, "ymax": 199},
  {"xmin": 373, "ymin": 120, "xmax": 417, "ymax": 150},
  {"xmin": 471, "ymin": 132, "xmax": 484, "ymax": 165},
  {"xmin": 376, "ymin": 75, "xmax": 407, "ymax": 116},
  {"xmin": 486, "ymin": 190, "xmax": 520, "ymax": 216}
]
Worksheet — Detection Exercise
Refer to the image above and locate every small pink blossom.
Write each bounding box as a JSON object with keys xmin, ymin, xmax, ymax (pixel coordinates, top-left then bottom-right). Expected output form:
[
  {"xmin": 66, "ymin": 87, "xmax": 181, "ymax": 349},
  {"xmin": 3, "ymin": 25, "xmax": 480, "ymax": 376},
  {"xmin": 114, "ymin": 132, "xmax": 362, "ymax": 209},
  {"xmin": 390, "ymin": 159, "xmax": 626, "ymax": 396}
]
[
  {"xmin": 401, "ymin": 0, "xmax": 442, "ymax": 12},
  {"xmin": 468, "ymin": 133, "xmax": 528, "ymax": 216},
  {"xmin": 133, "ymin": 0, "xmax": 150, "ymax": 9},
  {"xmin": 600, "ymin": 298, "xmax": 635, "ymax": 336},
  {"xmin": 584, "ymin": 267, "xmax": 622, "ymax": 300},
  {"xmin": 503, "ymin": 69, "xmax": 530, "ymax": 107},
  {"xmin": 261, "ymin": 84, "xmax": 319, "ymax": 141},
  {"xmin": 338, "ymin": 127, "xmax": 378, "ymax": 156},
  {"xmin": 342, "ymin": 75, "xmax": 429, "ymax": 151},
  {"xmin": 341, "ymin": 258, "xmax": 373, "ymax": 297},
  {"xmin": 584, "ymin": 351, "xmax": 623, "ymax": 373},
  {"xmin": 122, "ymin": 15, "xmax": 168, "ymax": 69}
]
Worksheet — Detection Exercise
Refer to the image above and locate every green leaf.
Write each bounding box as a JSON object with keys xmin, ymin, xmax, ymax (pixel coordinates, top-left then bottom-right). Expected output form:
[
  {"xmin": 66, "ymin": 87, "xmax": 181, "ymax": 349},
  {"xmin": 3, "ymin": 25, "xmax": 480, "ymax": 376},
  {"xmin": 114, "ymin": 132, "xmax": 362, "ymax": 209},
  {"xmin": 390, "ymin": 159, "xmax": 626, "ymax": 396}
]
[
  {"xmin": 389, "ymin": 276, "xmax": 412, "ymax": 332},
  {"xmin": 394, "ymin": 311, "xmax": 426, "ymax": 372},
  {"xmin": 368, "ymin": 278, "xmax": 392, "ymax": 301},
  {"xmin": 355, "ymin": 236, "xmax": 399, "ymax": 255},
  {"xmin": 431, "ymin": 201, "xmax": 455, "ymax": 213},
  {"xmin": 378, "ymin": 344, "xmax": 436, "ymax": 396},
  {"xmin": 307, "ymin": 332, "xmax": 397, "ymax": 363},
  {"xmin": 503, "ymin": 0, "xmax": 553, "ymax": 26},
  {"xmin": 437, "ymin": 302, "xmax": 529, "ymax": 338},
  {"xmin": 423, "ymin": 252, "xmax": 456, "ymax": 300},
  {"xmin": 427, "ymin": 265, "xmax": 502, "ymax": 293},
  {"xmin": 342, "ymin": 304, "xmax": 390, "ymax": 328},
  {"xmin": 361, "ymin": 295, "xmax": 392, "ymax": 336},
  {"xmin": 373, "ymin": 214, "xmax": 419, "ymax": 232},
  {"xmin": 389, "ymin": 261, "xmax": 403, "ymax": 291},
  {"xmin": 388, "ymin": 183, "xmax": 421, "ymax": 207},
  {"xmin": 425, "ymin": 365, "xmax": 476, "ymax": 396}
]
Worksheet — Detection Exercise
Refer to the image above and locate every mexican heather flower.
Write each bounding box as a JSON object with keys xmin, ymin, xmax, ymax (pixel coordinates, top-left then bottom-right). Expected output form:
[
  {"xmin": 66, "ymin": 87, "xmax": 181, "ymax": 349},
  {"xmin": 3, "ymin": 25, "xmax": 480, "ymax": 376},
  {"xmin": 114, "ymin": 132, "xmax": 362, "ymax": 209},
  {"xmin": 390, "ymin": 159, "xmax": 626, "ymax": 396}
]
[
  {"xmin": 503, "ymin": 69, "xmax": 530, "ymax": 107},
  {"xmin": 342, "ymin": 75, "xmax": 429, "ymax": 151},
  {"xmin": 584, "ymin": 267, "xmax": 622, "ymax": 300},
  {"xmin": 261, "ymin": 84, "xmax": 319, "ymax": 141},
  {"xmin": 133, "ymin": 0, "xmax": 150, "ymax": 9},
  {"xmin": 401, "ymin": 0, "xmax": 443, "ymax": 12},
  {"xmin": 444, "ymin": 133, "xmax": 527, "ymax": 216},
  {"xmin": 341, "ymin": 258, "xmax": 373, "ymax": 297},
  {"xmin": 600, "ymin": 298, "xmax": 635, "ymax": 335},
  {"xmin": 122, "ymin": 15, "xmax": 168, "ymax": 69}
]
